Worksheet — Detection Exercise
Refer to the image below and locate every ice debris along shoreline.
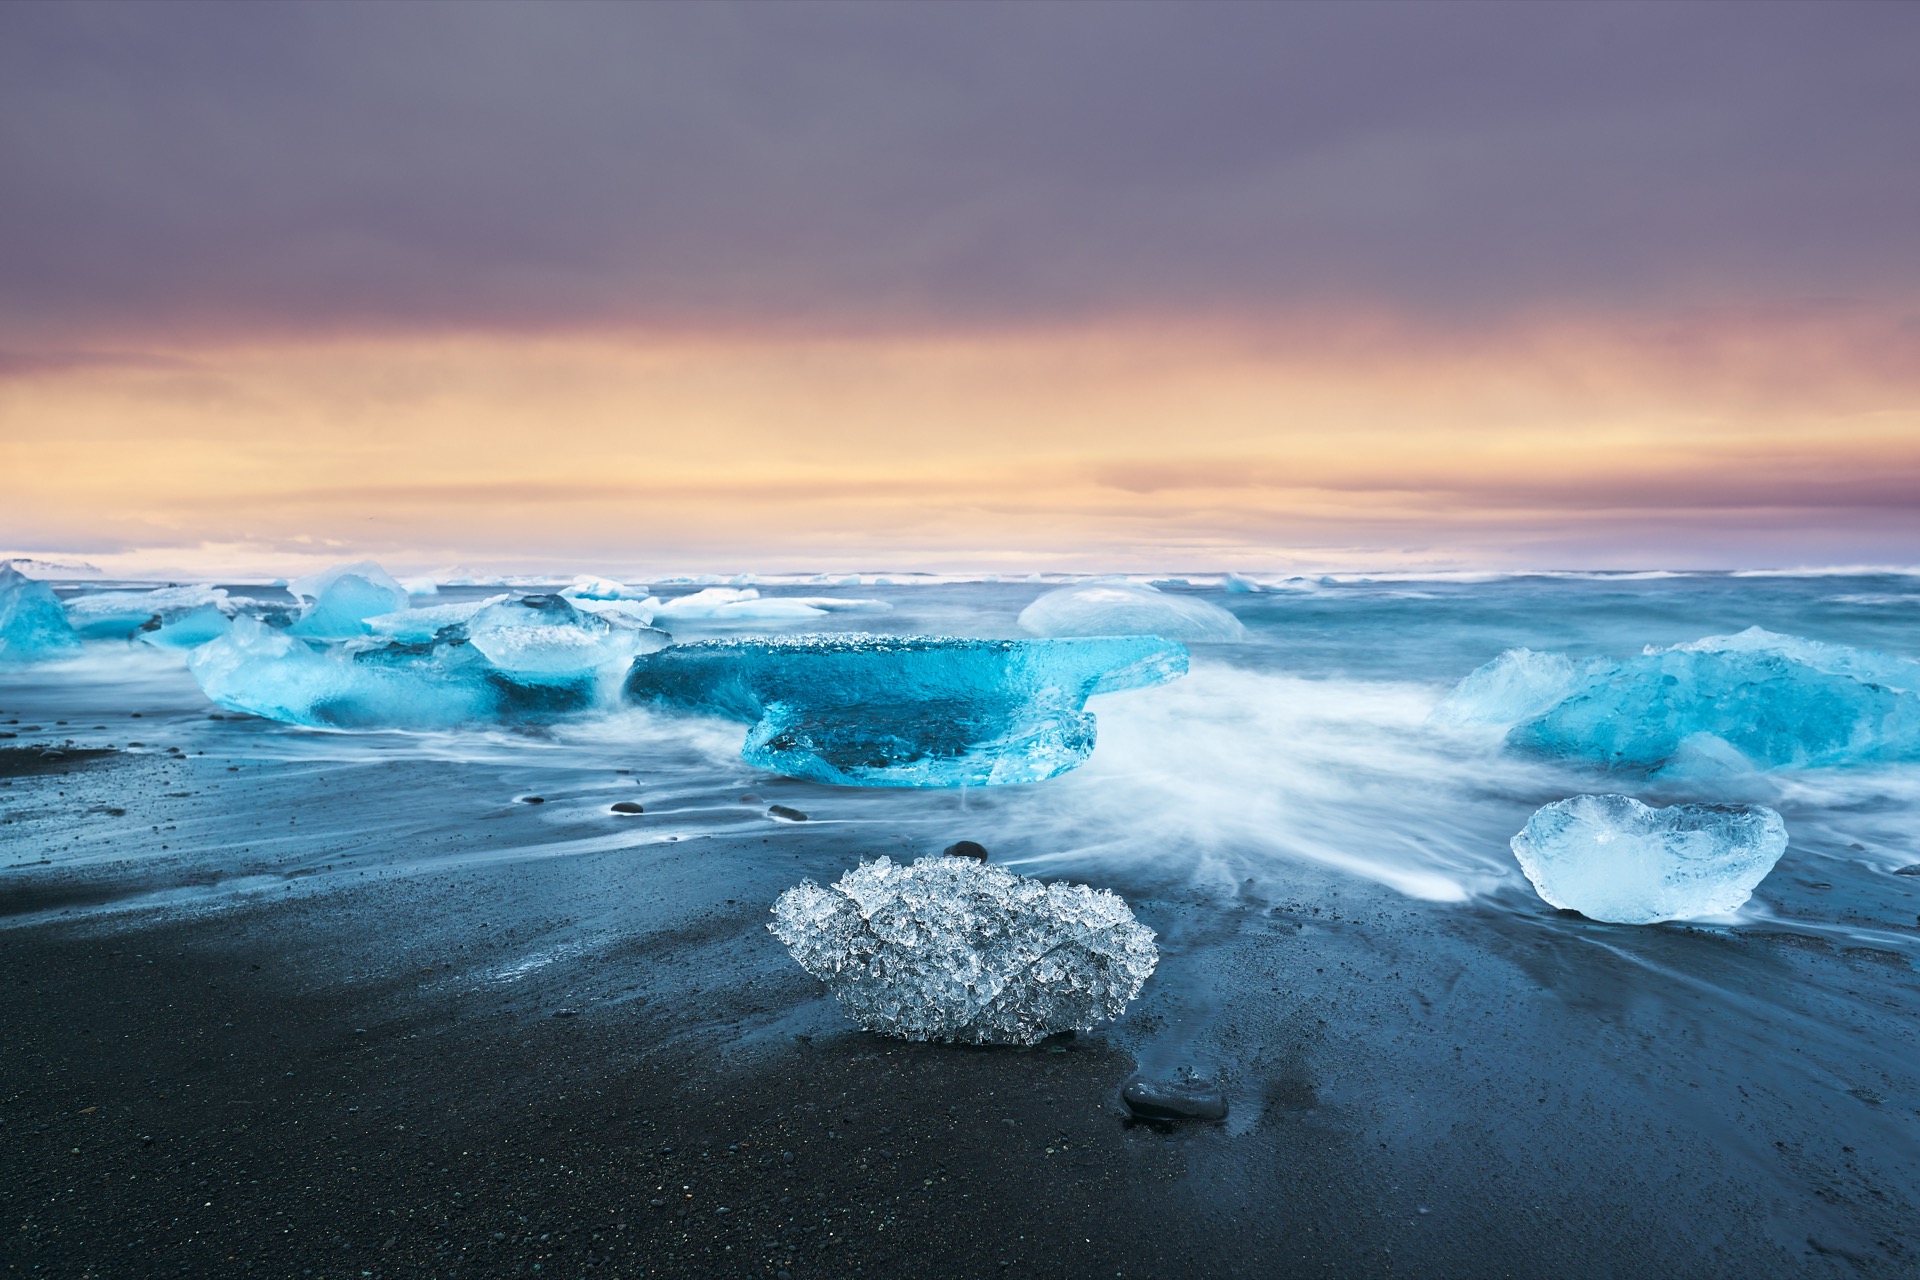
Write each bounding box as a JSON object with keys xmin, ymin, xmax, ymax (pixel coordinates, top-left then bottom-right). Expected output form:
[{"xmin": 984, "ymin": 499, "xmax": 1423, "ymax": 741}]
[
  {"xmin": 1437, "ymin": 627, "xmax": 1920, "ymax": 773},
  {"xmin": 1018, "ymin": 582, "xmax": 1246, "ymax": 643},
  {"xmin": 189, "ymin": 596, "xmax": 668, "ymax": 729},
  {"xmin": 1511, "ymin": 795, "xmax": 1789, "ymax": 924},
  {"xmin": 768, "ymin": 856, "xmax": 1159, "ymax": 1045},
  {"xmin": 0, "ymin": 565, "xmax": 82, "ymax": 661},
  {"xmin": 624, "ymin": 632, "xmax": 1188, "ymax": 786}
]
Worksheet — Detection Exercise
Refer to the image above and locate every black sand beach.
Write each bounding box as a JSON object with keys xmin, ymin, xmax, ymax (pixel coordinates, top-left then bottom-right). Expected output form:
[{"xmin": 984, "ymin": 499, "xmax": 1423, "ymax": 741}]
[{"xmin": 5, "ymin": 735, "xmax": 1918, "ymax": 1280}]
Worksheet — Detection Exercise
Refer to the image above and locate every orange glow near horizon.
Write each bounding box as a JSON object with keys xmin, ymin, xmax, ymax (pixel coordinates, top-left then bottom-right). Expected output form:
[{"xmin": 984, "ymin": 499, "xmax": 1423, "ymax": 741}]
[{"xmin": 4, "ymin": 307, "xmax": 1918, "ymax": 579}]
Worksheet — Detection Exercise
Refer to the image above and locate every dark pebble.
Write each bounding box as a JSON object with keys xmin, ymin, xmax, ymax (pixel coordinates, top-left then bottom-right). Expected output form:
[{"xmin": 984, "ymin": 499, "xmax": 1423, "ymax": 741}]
[
  {"xmin": 1122, "ymin": 1075, "xmax": 1229, "ymax": 1122},
  {"xmin": 738, "ymin": 793, "xmax": 764, "ymax": 804},
  {"xmin": 519, "ymin": 796, "xmax": 545, "ymax": 805},
  {"xmin": 944, "ymin": 840, "xmax": 990, "ymax": 861},
  {"xmin": 1894, "ymin": 865, "xmax": 1920, "ymax": 876},
  {"xmin": 768, "ymin": 804, "xmax": 808, "ymax": 822},
  {"xmin": 610, "ymin": 801, "xmax": 646, "ymax": 815}
]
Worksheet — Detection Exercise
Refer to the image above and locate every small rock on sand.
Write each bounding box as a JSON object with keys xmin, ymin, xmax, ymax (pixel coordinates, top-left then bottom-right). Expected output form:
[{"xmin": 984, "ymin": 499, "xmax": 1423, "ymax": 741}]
[{"xmin": 1122, "ymin": 1075, "xmax": 1228, "ymax": 1122}]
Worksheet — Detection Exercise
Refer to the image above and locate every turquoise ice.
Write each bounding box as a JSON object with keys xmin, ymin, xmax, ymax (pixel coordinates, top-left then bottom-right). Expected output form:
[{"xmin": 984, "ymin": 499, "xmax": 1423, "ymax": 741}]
[
  {"xmin": 1441, "ymin": 627, "xmax": 1920, "ymax": 772},
  {"xmin": 0, "ymin": 565, "xmax": 82, "ymax": 661},
  {"xmin": 187, "ymin": 596, "xmax": 662, "ymax": 729},
  {"xmin": 624, "ymin": 632, "xmax": 1188, "ymax": 786},
  {"xmin": 286, "ymin": 561, "xmax": 410, "ymax": 639}
]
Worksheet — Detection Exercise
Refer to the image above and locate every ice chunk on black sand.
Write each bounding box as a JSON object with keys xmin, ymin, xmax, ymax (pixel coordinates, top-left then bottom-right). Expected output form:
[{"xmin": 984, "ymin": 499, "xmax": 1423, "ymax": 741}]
[
  {"xmin": 768, "ymin": 856, "xmax": 1157, "ymax": 1045},
  {"xmin": 1511, "ymin": 794, "xmax": 1788, "ymax": 924}
]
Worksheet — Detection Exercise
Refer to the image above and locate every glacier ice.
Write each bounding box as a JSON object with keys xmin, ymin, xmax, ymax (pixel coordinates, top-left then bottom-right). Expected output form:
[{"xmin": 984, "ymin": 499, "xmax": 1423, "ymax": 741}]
[
  {"xmin": 188, "ymin": 616, "xmax": 498, "ymax": 728},
  {"xmin": 139, "ymin": 602, "xmax": 234, "ymax": 649},
  {"xmin": 363, "ymin": 595, "xmax": 509, "ymax": 643},
  {"xmin": 1018, "ymin": 583, "xmax": 1246, "ymax": 643},
  {"xmin": 768, "ymin": 855, "xmax": 1158, "ymax": 1044},
  {"xmin": 186, "ymin": 599, "xmax": 657, "ymax": 729},
  {"xmin": 286, "ymin": 561, "xmax": 411, "ymax": 639},
  {"xmin": 624, "ymin": 632, "xmax": 1188, "ymax": 786},
  {"xmin": 562, "ymin": 574, "xmax": 650, "ymax": 602},
  {"xmin": 1431, "ymin": 648, "xmax": 1603, "ymax": 730},
  {"xmin": 1510, "ymin": 794, "xmax": 1788, "ymax": 923},
  {"xmin": 1441, "ymin": 628, "xmax": 1920, "ymax": 772},
  {"xmin": 1222, "ymin": 573, "xmax": 1264, "ymax": 594},
  {"xmin": 64, "ymin": 584, "xmax": 228, "ymax": 640},
  {"xmin": 463, "ymin": 594, "xmax": 667, "ymax": 679},
  {"xmin": 653, "ymin": 587, "xmax": 827, "ymax": 625},
  {"xmin": 0, "ymin": 564, "xmax": 82, "ymax": 661}
]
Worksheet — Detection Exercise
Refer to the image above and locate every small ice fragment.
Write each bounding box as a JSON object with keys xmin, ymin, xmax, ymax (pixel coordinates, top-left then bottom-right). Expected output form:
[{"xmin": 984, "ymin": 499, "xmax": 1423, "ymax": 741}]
[
  {"xmin": 0, "ymin": 564, "xmax": 82, "ymax": 661},
  {"xmin": 624, "ymin": 632, "xmax": 1187, "ymax": 787},
  {"xmin": 1018, "ymin": 583, "xmax": 1245, "ymax": 643},
  {"xmin": 1222, "ymin": 573, "xmax": 1263, "ymax": 594},
  {"xmin": 286, "ymin": 562, "xmax": 410, "ymax": 639},
  {"xmin": 768, "ymin": 855, "xmax": 1158, "ymax": 1045},
  {"xmin": 1510, "ymin": 794, "xmax": 1788, "ymax": 924}
]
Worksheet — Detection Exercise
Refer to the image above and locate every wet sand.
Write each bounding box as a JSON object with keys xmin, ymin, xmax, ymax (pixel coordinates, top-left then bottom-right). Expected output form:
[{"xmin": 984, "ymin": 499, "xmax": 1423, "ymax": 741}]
[{"xmin": 4, "ymin": 745, "xmax": 1919, "ymax": 1278}]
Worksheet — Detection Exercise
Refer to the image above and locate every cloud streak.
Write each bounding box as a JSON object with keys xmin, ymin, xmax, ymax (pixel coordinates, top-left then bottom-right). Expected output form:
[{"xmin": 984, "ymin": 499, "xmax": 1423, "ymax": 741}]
[{"xmin": 1, "ymin": 2, "xmax": 1916, "ymax": 345}]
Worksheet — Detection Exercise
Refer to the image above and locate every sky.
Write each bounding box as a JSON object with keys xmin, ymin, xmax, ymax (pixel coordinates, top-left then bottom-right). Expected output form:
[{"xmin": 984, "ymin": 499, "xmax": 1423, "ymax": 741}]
[{"xmin": 2, "ymin": 1, "xmax": 1917, "ymax": 579}]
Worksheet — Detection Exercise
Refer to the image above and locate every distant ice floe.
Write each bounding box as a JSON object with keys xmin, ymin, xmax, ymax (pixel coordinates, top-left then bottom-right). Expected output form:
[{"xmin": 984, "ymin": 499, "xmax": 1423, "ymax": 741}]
[
  {"xmin": 561, "ymin": 574, "xmax": 651, "ymax": 602},
  {"xmin": 0, "ymin": 564, "xmax": 83, "ymax": 661},
  {"xmin": 1438, "ymin": 626, "xmax": 1920, "ymax": 773},
  {"xmin": 1018, "ymin": 583, "xmax": 1246, "ymax": 643},
  {"xmin": 626, "ymin": 632, "xmax": 1187, "ymax": 786},
  {"xmin": 652, "ymin": 586, "xmax": 892, "ymax": 627},
  {"xmin": 1511, "ymin": 795, "xmax": 1788, "ymax": 924},
  {"xmin": 769, "ymin": 855, "xmax": 1158, "ymax": 1044},
  {"xmin": 63, "ymin": 584, "xmax": 230, "ymax": 640}
]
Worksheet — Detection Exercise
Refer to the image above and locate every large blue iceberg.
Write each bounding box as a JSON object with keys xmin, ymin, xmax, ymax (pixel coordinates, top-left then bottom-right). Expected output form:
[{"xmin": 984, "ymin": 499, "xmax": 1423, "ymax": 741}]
[
  {"xmin": 624, "ymin": 632, "xmax": 1188, "ymax": 786},
  {"xmin": 1018, "ymin": 583, "xmax": 1246, "ymax": 643},
  {"xmin": 0, "ymin": 565, "xmax": 82, "ymax": 661},
  {"xmin": 1511, "ymin": 794, "xmax": 1788, "ymax": 923},
  {"xmin": 1439, "ymin": 627, "xmax": 1920, "ymax": 773},
  {"xmin": 188, "ymin": 596, "xmax": 665, "ymax": 729}
]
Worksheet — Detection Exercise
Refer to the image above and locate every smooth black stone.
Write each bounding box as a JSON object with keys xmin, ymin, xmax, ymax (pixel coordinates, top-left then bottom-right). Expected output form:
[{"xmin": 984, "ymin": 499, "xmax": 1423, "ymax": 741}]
[
  {"xmin": 943, "ymin": 840, "xmax": 990, "ymax": 861},
  {"xmin": 767, "ymin": 804, "xmax": 808, "ymax": 822},
  {"xmin": 1121, "ymin": 1076, "xmax": 1228, "ymax": 1122},
  {"xmin": 610, "ymin": 801, "xmax": 645, "ymax": 815},
  {"xmin": 518, "ymin": 796, "xmax": 545, "ymax": 805},
  {"xmin": 1894, "ymin": 865, "xmax": 1920, "ymax": 876}
]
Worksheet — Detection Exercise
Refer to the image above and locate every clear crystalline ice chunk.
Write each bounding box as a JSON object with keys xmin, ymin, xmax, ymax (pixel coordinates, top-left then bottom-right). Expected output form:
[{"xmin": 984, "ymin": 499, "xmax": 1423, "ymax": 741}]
[
  {"xmin": 463, "ymin": 594, "xmax": 665, "ymax": 680},
  {"xmin": 623, "ymin": 631, "xmax": 1188, "ymax": 787},
  {"xmin": 0, "ymin": 564, "xmax": 82, "ymax": 661},
  {"xmin": 1018, "ymin": 583, "xmax": 1246, "ymax": 643},
  {"xmin": 1510, "ymin": 794, "xmax": 1788, "ymax": 924},
  {"xmin": 768, "ymin": 856, "xmax": 1158, "ymax": 1044}
]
